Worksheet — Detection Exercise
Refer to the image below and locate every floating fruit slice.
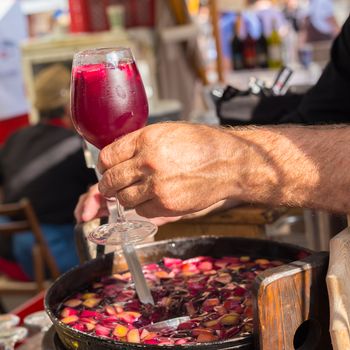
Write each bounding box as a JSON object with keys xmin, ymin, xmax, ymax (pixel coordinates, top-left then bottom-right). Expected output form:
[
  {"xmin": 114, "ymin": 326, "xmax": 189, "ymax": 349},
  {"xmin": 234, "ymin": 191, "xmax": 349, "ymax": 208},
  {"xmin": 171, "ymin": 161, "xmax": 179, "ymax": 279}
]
[
  {"xmin": 63, "ymin": 299, "xmax": 82, "ymax": 308},
  {"xmin": 60, "ymin": 307, "xmax": 78, "ymax": 318},
  {"xmin": 61, "ymin": 315, "xmax": 79, "ymax": 325},
  {"xmin": 82, "ymin": 298, "xmax": 101, "ymax": 308},
  {"xmin": 127, "ymin": 329, "xmax": 140, "ymax": 343},
  {"xmin": 219, "ymin": 313, "xmax": 240, "ymax": 326},
  {"xmin": 95, "ymin": 324, "xmax": 111, "ymax": 337},
  {"xmin": 113, "ymin": 324, "xmax": 129, "ymax": 338}
]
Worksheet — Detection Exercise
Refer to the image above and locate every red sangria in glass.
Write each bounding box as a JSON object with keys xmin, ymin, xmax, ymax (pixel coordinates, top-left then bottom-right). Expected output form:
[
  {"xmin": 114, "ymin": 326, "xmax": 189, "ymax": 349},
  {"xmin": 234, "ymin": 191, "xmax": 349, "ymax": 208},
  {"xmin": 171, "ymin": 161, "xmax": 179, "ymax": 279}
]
[{"xmin": 71, "ymin": 47, "xmax": 157, "ymax": 246}]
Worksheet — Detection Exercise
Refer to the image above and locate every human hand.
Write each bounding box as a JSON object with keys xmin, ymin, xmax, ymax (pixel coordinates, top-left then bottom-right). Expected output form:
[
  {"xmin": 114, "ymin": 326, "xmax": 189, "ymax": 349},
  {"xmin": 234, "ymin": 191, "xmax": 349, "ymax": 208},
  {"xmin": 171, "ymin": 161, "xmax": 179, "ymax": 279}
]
[
  {"xmin": 97, "ymin": 122, "xmax": 241, "ymax": 218},
  {"xmin": 74, "ymin": 183, "xmax": 183, "ymax": 226},
  {"xmin": 74, "ymin": 183, "xmax": 108, "ymax": 223}
]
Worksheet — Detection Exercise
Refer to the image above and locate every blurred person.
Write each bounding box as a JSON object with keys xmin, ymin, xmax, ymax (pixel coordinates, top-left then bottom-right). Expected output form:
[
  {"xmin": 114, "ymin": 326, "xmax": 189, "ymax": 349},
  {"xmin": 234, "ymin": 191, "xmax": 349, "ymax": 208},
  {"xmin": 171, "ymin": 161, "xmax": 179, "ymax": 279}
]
[
  {"xmin": 303, "ymin": 0, "xmax": 340, "ymax": 42},
  {"xmin": 0, "ymin": 64, "xmax": 96, "ymax": 280},
  {"xmin": 75, "ymin": 14, "xmax": 350, "ymax": 224},
  {"xmin": 0, "ymin": 0, "xmax": 30, "ymax": 144}
]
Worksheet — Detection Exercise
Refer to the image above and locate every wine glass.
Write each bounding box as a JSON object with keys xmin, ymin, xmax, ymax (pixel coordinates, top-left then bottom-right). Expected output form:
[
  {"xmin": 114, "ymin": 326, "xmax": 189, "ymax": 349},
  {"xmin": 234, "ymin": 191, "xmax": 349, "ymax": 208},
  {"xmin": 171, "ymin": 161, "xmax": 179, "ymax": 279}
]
[
  {"xmin": 71, "ymin": 47, "xmax": 156, "ymax": 305},
  {"xmin": 23, "ymin": 311, "xmax": 52, "ymax": 333},
  {"xmin": 0, "ymin": 327, "xmax": 27, "ymax": 350},
  {"xmin": 71, "ymin": 47, "xmax": 157, "ymax": 246},
  {"xmin": 0, "ymin": 314, "xmax": 20, "ymax": 329}
]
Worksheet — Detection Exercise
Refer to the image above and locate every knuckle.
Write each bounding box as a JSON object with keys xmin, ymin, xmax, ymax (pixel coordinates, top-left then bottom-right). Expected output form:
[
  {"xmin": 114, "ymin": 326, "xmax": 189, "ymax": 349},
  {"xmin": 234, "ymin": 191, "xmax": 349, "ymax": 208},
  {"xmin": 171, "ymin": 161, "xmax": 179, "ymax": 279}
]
[
  {"xmin": 98, "ymin": 148, "xmax": 111, "ymax": 171},
  {"xmin": 103, "ymin": 170, "xmax": 116, "ymax": 189}
]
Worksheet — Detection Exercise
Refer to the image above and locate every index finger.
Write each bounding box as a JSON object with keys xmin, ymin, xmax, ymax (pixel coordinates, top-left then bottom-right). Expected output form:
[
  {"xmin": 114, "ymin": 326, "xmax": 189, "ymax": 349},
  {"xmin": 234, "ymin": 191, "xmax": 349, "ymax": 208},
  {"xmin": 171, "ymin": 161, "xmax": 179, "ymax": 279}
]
[{"xmin": 97, "ymin": 128, "xmax": 141, "ymax": 174}]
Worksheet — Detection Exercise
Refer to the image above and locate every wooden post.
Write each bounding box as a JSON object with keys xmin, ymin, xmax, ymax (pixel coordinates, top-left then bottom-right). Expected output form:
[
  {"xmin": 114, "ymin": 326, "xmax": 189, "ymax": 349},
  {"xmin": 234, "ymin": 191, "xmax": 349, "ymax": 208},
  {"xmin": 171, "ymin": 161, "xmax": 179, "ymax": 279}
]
[
  {"xmin": 326, "ymin": 227, "xmax": 350, "ymax": 349},
  {"xmin": 208, "ymin": 0, "xmax": 225, "ymax": 83}
]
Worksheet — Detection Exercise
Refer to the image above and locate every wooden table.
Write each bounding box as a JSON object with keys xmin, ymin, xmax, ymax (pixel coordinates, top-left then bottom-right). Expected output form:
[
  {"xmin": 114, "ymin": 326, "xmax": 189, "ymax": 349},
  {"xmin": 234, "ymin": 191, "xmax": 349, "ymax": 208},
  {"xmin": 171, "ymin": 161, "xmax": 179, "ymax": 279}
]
[{"xmin": 156, "ymin": 205, "xmax": 288, "ymax": 241}]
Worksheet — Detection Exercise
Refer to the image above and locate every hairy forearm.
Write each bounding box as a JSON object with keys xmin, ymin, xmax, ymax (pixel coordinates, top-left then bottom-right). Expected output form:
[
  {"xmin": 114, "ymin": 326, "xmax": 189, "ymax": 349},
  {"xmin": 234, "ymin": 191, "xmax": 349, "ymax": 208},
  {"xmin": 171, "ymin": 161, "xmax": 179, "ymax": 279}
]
[{"xmin": 224, "ymin": 125, "xmax": 350, "ymax": 213}]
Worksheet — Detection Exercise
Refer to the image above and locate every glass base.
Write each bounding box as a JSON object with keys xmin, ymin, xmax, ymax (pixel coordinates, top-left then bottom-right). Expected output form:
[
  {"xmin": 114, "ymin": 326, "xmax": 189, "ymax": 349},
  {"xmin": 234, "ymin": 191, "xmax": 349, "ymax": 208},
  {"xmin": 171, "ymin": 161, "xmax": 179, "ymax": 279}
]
[{"xmin": 88, "ymin": 220, "xmax": 157, "ymax": 246}]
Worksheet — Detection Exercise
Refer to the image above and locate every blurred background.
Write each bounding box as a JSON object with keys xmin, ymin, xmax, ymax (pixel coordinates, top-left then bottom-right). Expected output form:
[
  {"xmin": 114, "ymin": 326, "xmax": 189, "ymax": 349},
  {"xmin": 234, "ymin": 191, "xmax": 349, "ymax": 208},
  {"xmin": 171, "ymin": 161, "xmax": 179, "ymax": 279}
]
[{"xmin": 2, "ymin": 0, "xmax": 349, "ymax": 142}]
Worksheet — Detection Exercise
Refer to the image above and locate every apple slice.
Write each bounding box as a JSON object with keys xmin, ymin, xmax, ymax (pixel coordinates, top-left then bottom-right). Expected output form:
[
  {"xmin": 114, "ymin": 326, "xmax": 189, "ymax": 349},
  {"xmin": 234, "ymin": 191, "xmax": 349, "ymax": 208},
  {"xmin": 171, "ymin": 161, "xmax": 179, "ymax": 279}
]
[
  {"xmin": 84, "ymin": 322, "xmax": 96, "ymax": 331},
  {"xmin": 82, "ymin": 298, "xmax": 101, "ymax": 308},
  {"xmin": 63, "ymin": 298, "xmax": 82, "ymax": 308},
  {"xmin": 219, "ymin": 313, "xmax": 240, "ymax": 326},
  {"xmin": 105, "ymin": 305, "xmax": 117, "ymax": 316},
  {"xmin": 113, "ymin": 324, "xmax": 129, "ymax": 338},
  {"xmin": 127, "ymin": 329, "xmax": 140, "ymax": 343},
  {"xmin": 60, "ymin": 307, "xmax": 78, "ymax": 318},
  {"xmin": 197, "ymin": 333, "xmax": 219, "ymax": 343},
  {"xmin": 116, "ymin": 311, "xmax": 141, "ymax": 324},
  {"xmin": 81, "ymin": 293, "xmax": 97, "ymax": 300},
  {"xmin": 61, "ymin": 315, "xmax": 79, "ymax": 325},
  {"xmin": 198, "ymin": 261, "xmax": 213, "ymax": 271},
  {"xmin": 163, "ymin": 257, "xmax": 182, "ymax": 268}
]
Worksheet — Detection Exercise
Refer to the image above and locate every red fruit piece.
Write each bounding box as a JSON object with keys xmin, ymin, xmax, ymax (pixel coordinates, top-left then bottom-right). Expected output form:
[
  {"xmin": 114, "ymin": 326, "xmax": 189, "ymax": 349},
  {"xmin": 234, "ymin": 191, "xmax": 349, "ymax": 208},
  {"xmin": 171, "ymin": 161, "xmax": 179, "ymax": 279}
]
[
  {"xmin": 177, "ymin": 321, "xmax": 198, "ymax": 330},
  {"xmin": 115, "ymin": 290, "xmax": 135, "ymax": 302},
  {"xmin": 105, "ymin": 305, "xmax": 117, "ymax": 316},
  {"xmin": 143, "ymin": 263, "xmax": 159, "ymax": 271},
  {"xmin": 116, "ymin": 311, "xmax": 141, "ymax": 324},
  {"xmin": 223, "ymin": 326, "xmax": 241, "ymax": 339},
  {"xmin": 143, "ymin": 339, "xmax": 160, "ymax": 345},
  {"xmin": 213, "ymin": 305, "xmax": 228, "ymax": 316},
  {"xmin": 183, "ymin": 256, "xmax": 207, "ymax": 264},
  {"xmin": 113, "ymin": 304, "xmax": 124, "ymax": 313},
  {"xmin": 198, "ymin": 261, "xmax": 213, "ymax": 271},
  {"xmin": 222, "ymin": 256, "xmax": 240, "ymax": 263},
  {"xmin": 233, "ymin": 287, "xmax": 246, "ymax": 297},
  {"xmin": 80, "ymin": 317, "xmax": 97, "ymax": 325},
  {"xmin": 203, "ymin": 298, "xmax": 220, "ymax": 308},
  {"xmin": 60, "ymin": 307, "xmax": 78, "ymax": 318},
  {"xmin": 72, "ymin": 323, "xmax": 85, "ymax": 332},
  {"xmin": 80, "ymin": 310, "xmax": 102, "ymax": 319},
  {"xmin": 95, "ymin": 324, "xmax": 111, "ymax": 337},
  {"xmin": 163, "ymin": 257, "xmax": 182, "ymax": 268},
  {"xmin": 185, "ymin": 301, "xmax": 196, "ymax": 316},
  {"xmin": 214, "ymin": 273, "xmax": 232, "ymax": 284},
  {"xmin": 197, "ymin": 333, "xmax": 219, "ymax": 343},
  {"xmin": 223, "ymin": 298, "xmax": 241, "ymax": 311}
]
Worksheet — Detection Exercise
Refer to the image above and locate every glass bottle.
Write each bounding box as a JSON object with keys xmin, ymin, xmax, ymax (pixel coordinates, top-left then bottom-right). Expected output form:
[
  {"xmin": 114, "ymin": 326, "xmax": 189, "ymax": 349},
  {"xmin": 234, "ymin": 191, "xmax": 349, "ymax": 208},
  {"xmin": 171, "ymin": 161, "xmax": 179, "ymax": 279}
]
[{"xmin": 267, "ymin": 19, "xmax": 283, "ymax": 69}]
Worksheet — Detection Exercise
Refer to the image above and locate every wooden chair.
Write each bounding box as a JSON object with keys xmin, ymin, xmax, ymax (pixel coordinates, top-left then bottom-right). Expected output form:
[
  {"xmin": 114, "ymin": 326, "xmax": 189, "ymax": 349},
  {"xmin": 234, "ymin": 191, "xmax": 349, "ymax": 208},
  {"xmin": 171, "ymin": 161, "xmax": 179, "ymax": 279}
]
[{"xmin": 0, "ymin": 198, "xmax": 60, "ymax": 295}]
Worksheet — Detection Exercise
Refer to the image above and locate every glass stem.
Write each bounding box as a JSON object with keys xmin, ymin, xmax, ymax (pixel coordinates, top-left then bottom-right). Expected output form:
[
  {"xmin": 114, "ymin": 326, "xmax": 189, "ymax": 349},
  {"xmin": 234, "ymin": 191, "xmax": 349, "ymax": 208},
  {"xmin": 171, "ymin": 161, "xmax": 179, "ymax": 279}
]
[
  {"xmin": 4, "ymin": 341, "xmax": 15, "ymax": 350},
  {"xmin": 106, "ymin": 198, "xmax": 127, "ymax": 224},
  {"xmin": 90, "ymin": 154, "xmax": 127, "ymax": 225}
]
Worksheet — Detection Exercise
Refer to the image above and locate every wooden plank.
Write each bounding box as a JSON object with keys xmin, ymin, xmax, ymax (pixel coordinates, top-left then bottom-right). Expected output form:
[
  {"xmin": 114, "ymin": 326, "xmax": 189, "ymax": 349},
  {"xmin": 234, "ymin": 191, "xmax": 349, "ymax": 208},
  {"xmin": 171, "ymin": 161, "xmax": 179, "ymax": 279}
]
[
  {"xmin": 181, "ymin": 206, "xmax": 288, "ymax": 225},
  {"xmin": 327, "ymin": 227, "xmax": 350, "ymax": 349},
  {"xmin": 254, "ymin": 252, "xmax": 331, "ymax": 349},
  {"xmin": 156, "ymin": 223, "xmax": 264, "ymax": 241},
  {"xmin": 209, "ymin": 0, "xmax": 224, "ymax": 82}
]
